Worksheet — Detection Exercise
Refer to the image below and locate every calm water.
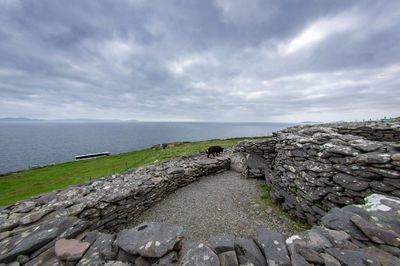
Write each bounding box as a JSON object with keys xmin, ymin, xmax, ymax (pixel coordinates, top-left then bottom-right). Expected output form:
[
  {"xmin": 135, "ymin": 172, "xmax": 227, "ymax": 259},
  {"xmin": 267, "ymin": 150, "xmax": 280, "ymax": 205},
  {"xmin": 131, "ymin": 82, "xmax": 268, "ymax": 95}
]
[{"xmin": 0, "ymin": 122, "xmax": 293, "ymax": 174}]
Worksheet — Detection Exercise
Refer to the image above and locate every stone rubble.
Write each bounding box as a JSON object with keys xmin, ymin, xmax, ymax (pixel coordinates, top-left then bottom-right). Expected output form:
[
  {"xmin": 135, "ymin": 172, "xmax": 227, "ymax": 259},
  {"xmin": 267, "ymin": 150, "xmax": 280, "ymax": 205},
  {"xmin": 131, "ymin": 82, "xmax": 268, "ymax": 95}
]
[{"xmin": 0, "ymin": 117, "xmax": 399, "ymax": 265}]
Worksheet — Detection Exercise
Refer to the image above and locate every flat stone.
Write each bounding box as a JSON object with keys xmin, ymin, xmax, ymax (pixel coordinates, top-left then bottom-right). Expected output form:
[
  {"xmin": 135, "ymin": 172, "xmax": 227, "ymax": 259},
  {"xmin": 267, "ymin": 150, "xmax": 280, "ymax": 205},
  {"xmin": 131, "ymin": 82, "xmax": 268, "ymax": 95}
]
[
  {"xmin": 355, "ymin": 152, "xmax": 392, "ymax": 164},
  {"xmin": 218, "ymin": 250, "xmax": 238, "ymax": 266},
  {"xmin": 370, "ymin": 181, "xmax": 395, "ymax": 192},
  {"xmin": 360, "ymin": 246, "xmax": 400, "ymax": 266},
  {"xmin": 326, "ymin": 248, "xmax": 379, "ymax": 266},
  {"xmin": 54, "ymin": 239, "xmax": 90, "ymax": 261},
  {"xmin": 384, "ymin": 178, "xmax": 400, "ymax": 188},
  {"xmin": 349, "ymin": 140, "xmax": 381, "ymax": 152},
  {"xmin": 350, "ymin": 215, "xmax": 400, "ymax": 246},
  {"xmin": 321, "ymin": 207, "xmax": 368, "ymax": 241},
  {"xmin": 0, "ymin": 220, "xmax": 61, "ymax": 263},
  {"xmin": 324, "ymin": 144, "xmax": 360, "ymax": 156},
  {"xmin": 320, "ymin": 253, "xmax": 341, "ymax": 266},
  {"xmin": 254, "ymin": 229, "xmax": 290, "ymax": 266},
  {"xmin": 234, "ymin": 237, "xmax": 266, "ymax": 266},
  {"xmin": 332, "ymin": 173, "xmax": 369, "ymax": 191},
  {"xmin": 115, "ymin": 222, "xmax": 183, "ymax": 258},
  {"xmin": 167, "ymin": 167, "xmax": 185, "ymax": 175},
  {"xmin": 303, "ymin": 160, "xmax": 332, "ymax": 173},
  {"xmin": 285, "ymin": 227, "xmax": 332, "ymax": 253},
  {"xmin": 295, "ymin": 245, "xmax": 324, "ymax": 264},
  {"xmin": 13, "ymin": 201, "xmax": 36, "ymax": 213},
  {"xmin": 104, "ymin": 261, "xmax": 131, "ymax": 266},
  {"xmin": 0, "ymin": 217, "xmax": 19, "ymax": 233},
  {"xmin": 209, "ymin": 234, "xmax": 235, "ymax": 254},
  {"xmin": 180, "ymin": 242, "xmax": 219, "ymax": 266},
  {"xmin": 19, "ymin": 209, "xmax": 52, "ymax": 225}
]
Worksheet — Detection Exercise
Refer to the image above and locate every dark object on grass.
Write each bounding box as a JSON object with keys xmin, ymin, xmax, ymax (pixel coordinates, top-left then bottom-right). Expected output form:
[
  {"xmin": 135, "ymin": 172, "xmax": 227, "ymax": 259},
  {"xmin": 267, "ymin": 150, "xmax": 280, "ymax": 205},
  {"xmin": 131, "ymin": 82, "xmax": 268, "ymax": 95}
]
[{"xmin": 207, "ymin": 146, "xmax": 224, "ymax": 157}]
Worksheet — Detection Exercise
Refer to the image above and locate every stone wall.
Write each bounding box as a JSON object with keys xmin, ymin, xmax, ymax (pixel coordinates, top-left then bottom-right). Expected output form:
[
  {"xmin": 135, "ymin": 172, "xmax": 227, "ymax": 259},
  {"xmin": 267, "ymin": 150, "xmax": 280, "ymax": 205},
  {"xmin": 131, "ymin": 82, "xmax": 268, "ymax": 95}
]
[
  {"xmin": 231, "ymin": 118, "xmax": 400, "ymax": 225},
  {"xmin": 2, "ymin": 194, "xmax": 400, "ymax": 265},
  {"xmin": 0, "ymin": 152, "xmax": 230, "ymax": 236}
]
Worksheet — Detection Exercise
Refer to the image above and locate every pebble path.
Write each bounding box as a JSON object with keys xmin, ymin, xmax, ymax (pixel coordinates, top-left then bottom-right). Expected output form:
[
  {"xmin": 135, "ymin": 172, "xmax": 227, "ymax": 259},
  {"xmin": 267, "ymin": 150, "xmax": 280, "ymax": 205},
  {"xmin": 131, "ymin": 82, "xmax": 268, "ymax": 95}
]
[{"xmin": 130, "ymin": 170, "xmax": 306, "ymax": 240}]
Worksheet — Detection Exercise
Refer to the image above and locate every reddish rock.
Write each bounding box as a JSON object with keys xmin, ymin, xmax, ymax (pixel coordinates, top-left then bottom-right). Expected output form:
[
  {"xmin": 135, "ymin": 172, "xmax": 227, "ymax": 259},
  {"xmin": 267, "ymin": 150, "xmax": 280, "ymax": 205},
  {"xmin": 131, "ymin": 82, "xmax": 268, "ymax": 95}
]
[
  {"xmin": 392, "ymin": 153, "xmax": 400, "ymax": 161},
  {"xmin": 54, "ymin": 239, "xmax": 90, "ymax": 261}
]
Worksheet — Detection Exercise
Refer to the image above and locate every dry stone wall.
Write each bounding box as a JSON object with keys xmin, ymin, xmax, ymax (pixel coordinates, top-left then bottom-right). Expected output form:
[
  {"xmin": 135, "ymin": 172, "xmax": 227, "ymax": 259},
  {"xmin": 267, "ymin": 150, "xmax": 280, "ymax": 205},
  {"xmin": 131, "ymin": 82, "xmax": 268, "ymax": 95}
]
[{"xmin": 234, "ymin": 118, "xmax": 400, "ymax": 225}]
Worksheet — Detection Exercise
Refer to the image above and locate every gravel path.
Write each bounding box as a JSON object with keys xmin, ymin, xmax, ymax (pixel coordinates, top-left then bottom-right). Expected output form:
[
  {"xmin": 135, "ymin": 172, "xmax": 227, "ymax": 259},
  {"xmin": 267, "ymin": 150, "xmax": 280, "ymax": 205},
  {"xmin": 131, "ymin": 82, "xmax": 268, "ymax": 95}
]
[{"xmin": 129, "ymin": 170, "xmax": 306, "ymax": 240}]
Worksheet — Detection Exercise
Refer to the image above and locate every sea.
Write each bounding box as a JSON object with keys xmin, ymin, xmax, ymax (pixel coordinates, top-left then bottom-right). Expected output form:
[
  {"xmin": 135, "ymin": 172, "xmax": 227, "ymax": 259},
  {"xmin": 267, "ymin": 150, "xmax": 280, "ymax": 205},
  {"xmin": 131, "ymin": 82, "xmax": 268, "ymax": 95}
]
[{"xmin": 0, "ymin": 121, "xmax": 294, "ymax": 174}]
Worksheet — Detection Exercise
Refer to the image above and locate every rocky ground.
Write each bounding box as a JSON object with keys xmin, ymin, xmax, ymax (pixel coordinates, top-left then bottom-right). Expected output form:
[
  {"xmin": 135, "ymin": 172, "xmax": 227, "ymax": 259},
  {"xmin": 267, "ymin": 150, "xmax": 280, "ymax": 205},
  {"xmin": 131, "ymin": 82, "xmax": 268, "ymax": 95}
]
[{"xmin": 129, "ymin": 170, "xmax": 306, "ymax": 240}]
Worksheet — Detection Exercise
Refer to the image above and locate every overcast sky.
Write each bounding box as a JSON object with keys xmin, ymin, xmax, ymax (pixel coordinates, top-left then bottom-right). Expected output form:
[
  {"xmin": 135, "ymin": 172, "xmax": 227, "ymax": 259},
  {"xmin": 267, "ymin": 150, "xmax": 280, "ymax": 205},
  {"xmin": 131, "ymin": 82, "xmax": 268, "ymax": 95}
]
[{"xmin": 1, "ymin": 0, "xmax": 399, "ymax": 122}]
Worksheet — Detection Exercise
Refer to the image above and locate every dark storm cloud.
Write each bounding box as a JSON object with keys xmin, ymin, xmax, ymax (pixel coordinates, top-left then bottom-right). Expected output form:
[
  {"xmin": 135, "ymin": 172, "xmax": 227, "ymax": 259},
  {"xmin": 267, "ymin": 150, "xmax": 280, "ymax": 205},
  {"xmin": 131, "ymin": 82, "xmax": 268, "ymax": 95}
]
[{"xmin": 0, "ymin": 0, "xmax": 399, "ymax": 122}]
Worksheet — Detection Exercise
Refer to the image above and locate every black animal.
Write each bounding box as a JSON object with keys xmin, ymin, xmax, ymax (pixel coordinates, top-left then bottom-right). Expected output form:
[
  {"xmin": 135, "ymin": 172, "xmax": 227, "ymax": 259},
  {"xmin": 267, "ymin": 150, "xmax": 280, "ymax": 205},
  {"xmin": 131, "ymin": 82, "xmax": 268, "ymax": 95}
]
[{"xmin": 206, "ymin": 146, "xmax": 224, "ymax": 157}]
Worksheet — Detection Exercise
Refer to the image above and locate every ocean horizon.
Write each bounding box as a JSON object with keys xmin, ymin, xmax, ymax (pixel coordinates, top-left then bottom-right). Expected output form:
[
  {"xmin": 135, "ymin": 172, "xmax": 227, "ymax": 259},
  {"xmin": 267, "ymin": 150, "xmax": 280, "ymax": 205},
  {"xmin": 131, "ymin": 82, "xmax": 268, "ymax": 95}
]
[{"xmin": 0, "ymin": 121, "xmax": 295, "ymax": 174}]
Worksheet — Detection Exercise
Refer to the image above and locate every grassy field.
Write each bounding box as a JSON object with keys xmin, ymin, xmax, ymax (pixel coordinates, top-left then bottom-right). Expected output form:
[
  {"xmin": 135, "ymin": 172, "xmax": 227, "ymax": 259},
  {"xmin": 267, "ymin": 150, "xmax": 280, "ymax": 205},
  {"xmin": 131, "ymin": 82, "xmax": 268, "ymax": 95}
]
[{"xmin": 0, "ymin": 137, "xmax": 267, "ymax": 206}]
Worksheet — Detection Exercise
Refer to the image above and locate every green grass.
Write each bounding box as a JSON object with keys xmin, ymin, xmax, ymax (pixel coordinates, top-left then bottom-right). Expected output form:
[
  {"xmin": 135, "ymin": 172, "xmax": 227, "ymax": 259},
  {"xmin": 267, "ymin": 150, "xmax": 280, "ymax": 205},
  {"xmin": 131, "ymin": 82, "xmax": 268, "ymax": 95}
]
[{"xmin": 0, "ymin": 136, "xmax": 268, "ymax": 206}]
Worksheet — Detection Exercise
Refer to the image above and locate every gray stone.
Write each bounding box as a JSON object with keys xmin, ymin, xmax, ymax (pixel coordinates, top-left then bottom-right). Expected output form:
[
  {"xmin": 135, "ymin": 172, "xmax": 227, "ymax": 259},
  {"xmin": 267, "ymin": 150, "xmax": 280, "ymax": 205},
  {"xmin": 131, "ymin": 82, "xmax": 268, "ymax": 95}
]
[
  {"xmin": 209, "ymin": 234, "xmax": 235, "ymax": 254},
  {"xmin": 384, "ymin": 178, "xmax": 400, "ymax": 188},
  {"xmin": 324, "ymin": 144, "xmax": 360, "ymax": 156},
  {"xmin": 167, "ymin": 167, "xmax": 185, "ymax": 175},
  {"xmin": 332, "ymin": 173, "xmax": 369, "ymax": 191},
  {"xmin": 321, "ymin": 207, "xmax": 368, "ymax": 241},
  {"xmin": 349, "ymin": 140, "xmax": 381, "ymax": 152},
  {"xmin": 104, "ymin": 261, "xmax": 131, "ymax": 266},
  {"xmin": 370, "ymin": 181, "xmax": 395, "ymax": 192},
  {"xmin": 295, "ymin": 245, "xmax": 324, "ymax": 264},
  {"xmin": 360, "ymin": 246, "xmax": 400, "ymax": 266},
  {"xmin": 218, "ymin": 251, "xmax": 238, "ymax": 266},
  {"xmin": 254, "ymin": 229, "xmax": 290, "ymax": 266},
  {"xmin": 76, "ymin": 234, "xmax": 115, "ymax": 266},
  {"xmin": 179, "ymin": 242, "xmax": 219, "ymax": 266},
  {"xmin": 303, "ymin": 160, "xmax": 332, "ymax": 172},
  {"xmin": 0, "ymin": 221, "xmax": 61, "ymax": 263},
  {"xmin": 115, "ymin": 222, "xmax": 183, "ymax": 258},
  {"xmin": 289, "ymin": 253, "xmax": 311, "ymax": 266},
  {"xmin": 285, "ymin": 227, "xmax": 332, "ymax": 253},
  {"xmin": 355, "ymin": 152, "xmax": 392, "ymax": 164},
  {"xmin": 326, "ymin": 248, "xmax": 380, "ymax": 266},
  {"xmin": 153, "ymin": 251, "xmax": 178, "ymax": 266},
  {"xmin": 350, "ymin": 215, "xmax": 400, "ymax": 246},
  {"xmin": 234, "ymin": 237, "xmax": 266, "ymax": 266},
  {"xmin": 320, "ymin": 253, "xmax": 341, "ymax": 266},
  {"xmin": 13, "ymin": 201, "xmax": 36, "ymax": 213},
  {"xmin": 229, "ymin": 153, "xmax": 247, "ymax": 175},
  {"xmin": 117, "ymin": 249, "xmax": 137, "ymax": 263}
]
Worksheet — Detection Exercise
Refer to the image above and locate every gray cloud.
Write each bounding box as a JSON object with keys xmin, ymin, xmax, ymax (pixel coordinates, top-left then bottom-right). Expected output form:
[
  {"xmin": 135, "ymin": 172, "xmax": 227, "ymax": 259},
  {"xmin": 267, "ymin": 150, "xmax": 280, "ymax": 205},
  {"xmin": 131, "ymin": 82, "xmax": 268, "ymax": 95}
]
[{"xmin": 0, "ymin": 0, "xmax": 399, "ymax": 122}]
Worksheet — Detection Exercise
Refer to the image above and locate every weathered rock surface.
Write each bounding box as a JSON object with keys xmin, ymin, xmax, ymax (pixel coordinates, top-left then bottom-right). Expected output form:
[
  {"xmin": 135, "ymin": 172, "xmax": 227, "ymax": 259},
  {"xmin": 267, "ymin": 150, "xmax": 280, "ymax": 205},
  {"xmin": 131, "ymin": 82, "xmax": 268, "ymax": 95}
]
[
  {"xmin": 54, "ymin": 239, "xmax": 90, "ymax": 261},
  {"xmin": 254, "ymin": 229, "xmax": 290, "ymax": 266},
  {"xmin": 180, "ymin": 242, "xmax": 219, "ymax": 266},
  {"xmin": 115, "ymin": 222, "xmax": 183, "ymax": 258},
  {"xmin": 234, "ymin": 237, "xmax": 266, "ymax": 266}
]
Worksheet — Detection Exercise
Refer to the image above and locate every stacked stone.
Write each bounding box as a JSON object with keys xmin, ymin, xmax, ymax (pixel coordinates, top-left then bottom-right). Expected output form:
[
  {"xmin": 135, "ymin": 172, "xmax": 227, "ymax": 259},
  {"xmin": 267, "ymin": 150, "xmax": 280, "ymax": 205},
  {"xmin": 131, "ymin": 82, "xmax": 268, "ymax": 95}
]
[
  {"xmin": 264, "ymin": 118, "xmax": 400, "ymax": 225},
  {"xmin": 231, "ymin": 138, "xmax": 276, "ymax": 178},
  {"xmin": 331, "ymin": 118, "xmax": 400, "ymax": 142},
  {"xmin": 1, "ymin": 194, "xmax": 399, "ymax": 265},
  {"xmin": 0, "ymin": 152, "xmax": 230, "ymax": 262}
]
